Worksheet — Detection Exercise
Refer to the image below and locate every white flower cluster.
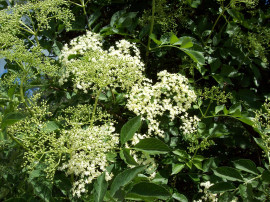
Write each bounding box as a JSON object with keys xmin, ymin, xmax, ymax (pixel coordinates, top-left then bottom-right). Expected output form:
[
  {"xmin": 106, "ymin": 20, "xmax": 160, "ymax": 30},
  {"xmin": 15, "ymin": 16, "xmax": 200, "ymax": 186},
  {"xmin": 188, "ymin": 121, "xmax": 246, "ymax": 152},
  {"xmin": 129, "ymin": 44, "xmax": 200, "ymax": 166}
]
[
  {"xmin": 59, "ymin": 31, "xmax": 145, "ymax": 92},
  {"xmin": 194, "ymin": 181, "xmax": 218, "ymax": 202},
  {"xmin": 179, "ymin": 113, "xmax": 200, "ymax": 135},
  {"xmin": 129, "ymin": 133, "xmax": 150, "ymax": 146},
  {"xmin": 59, "ymin": 123, "xmax": 119, "ymax": 197},
  {"xmin": 60, "ymin": 31, "xmax": 103, "ymax": 64},
  {"xmin": 127, "ymin": 70, "xmax": 197, "ymax": 137}
]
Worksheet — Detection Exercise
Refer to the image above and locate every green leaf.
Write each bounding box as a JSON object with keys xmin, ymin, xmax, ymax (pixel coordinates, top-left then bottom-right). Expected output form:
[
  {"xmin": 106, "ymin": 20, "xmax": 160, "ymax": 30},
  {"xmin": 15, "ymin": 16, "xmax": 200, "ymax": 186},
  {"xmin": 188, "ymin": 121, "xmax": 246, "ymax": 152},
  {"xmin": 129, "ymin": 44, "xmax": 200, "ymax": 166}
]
[
  {"xmin": 193, "ymin": 160, "xmax": 203, "ymax": 170},
  {"xmin": 54, "ymin": 173, "xmax": 72, "ymax": 196},
  {"xmin": 7, "ymin": 87, "xmax": 15, "ymax": 99},
  {"xmin": 1, "ymin": 112, "xmax": 25, "ymax": 129},
  {"xmin": 172, "ymin": 163, "xmax": 185, "ymax": 175},
  {"xmin": 88, "ymin": 10, "xmax": 101, "ymax": 27},
  {"xmin": 210, "ymin": 58, "xmax": 221, "ymax": 73},
  {"xmin": 133, "ymin": 138, "xmax": 170, "ymax": 154},
  {"xmin": 28, "ymin": 167, "xmax": 53, "ymax": 202},
  {"xmin": 186, "ymin": 161, "xmax": 193, "ymax": 169},
  {"xmin": 125, "ymin": 193, "xmax": 155, "ymax": 202},
  {"xmin": 110, "ymin": 165, "xmax": 146, "ymax": 196},
  {"xmin": 160, "ymin": 33, "xmax": 171, "ymax": 45},
  {"xmin": 209, "ymin": 123, "xmax": 229, "ymax": 138},
  {"xmin": 110, "ymin": 10, "xmax": 126, "ymax": 27},
  {"xmin": 227, "ymin": 9, "xmax": 245, "ymax": 24},
  {"xmin": 209, "ymin": 182, "xmax": 236, "ymax": 193},
  {"xmin": 129, "ymin": 182, "xmax": 170, "ymax": 200},
  {"xmin": 218, "ymin": 191, "xmax": 234, "ymax": 202},
  {"xmin": 203, "ymin": 157, "xmax": 218, "ymax": 172},
  {"xmin": 253, "ymin": 138, "xmax": 267, "ymax": 152},
  {"xmin": 223, "ymin": 106, "xmax": 229, "ymax": 115},
  {"xmin": 262, "ymin": 170, "xmax": 270, "ymax": 183},
  {"xmin": 170, "ymin": 33, "xmax": 179, "ymax": 45},
  {"xmin": 173, "ymin": 150, "xmax": 189, "ymax": 160},
  {"xmin": 233, "ymin": 159, "xmax": 259, "ymax": 175},
  {"xmin": 181, "ymin": 48, "xmax": 205, "ymax": 65},
  {"xmin": 237, "ymin": 116, "xmax": 254, "ymax": 126},
  {"xmin": 215, "ymin": 105, "xmax": 224, "ymax": 114},
  {"xmin": 175, "ymin": 37, "xmax": 193, "ymax": 48},
  {"xmin": 106, "ymin": 152, "xmax": 117, "ymax": 162},
  {"xmin": 239, "ymin": 184, "xmax": 253, "ymax": 199},
  {"xmin": 120, "ymin": 116, "xmax": 141, "ymax": 145},
  {"xmin": 226, "ymin": 22, "xmax": 240, "ymax": 36},
  {"xmin": 94, "ymin": 172, "xmax": 108, "ymax": 202},
  {"xmin": 120, "ymin": 148, "xmax": 138, "ymax": 166},
  {"xmin": 52, "ymin": 41, "xmax": 63, "ymax": 56},
  {"xmin": 213, "ymin": 167, "xmax": 243, "ymax": 182},
  {"xmin": 41, "ymin": 121, "xmax": 59, "ymax": 133},
  {"xmin": 117, "ymin": 12, "xmax": 138, "ymax": 29},
  {"xmin": 193, "ymin": 155, "xmax": 204, "ymax": 161},
  {"xmin": 172, "ymin": 193, "xmax": 188, "ymax": 202},
  {"xmin": 149, "ymin": 33, "xmax": 162, "ymax": 45},
  {"xmin": 229, "ymin": 103, "xmax": 242, "ymax": 115}
]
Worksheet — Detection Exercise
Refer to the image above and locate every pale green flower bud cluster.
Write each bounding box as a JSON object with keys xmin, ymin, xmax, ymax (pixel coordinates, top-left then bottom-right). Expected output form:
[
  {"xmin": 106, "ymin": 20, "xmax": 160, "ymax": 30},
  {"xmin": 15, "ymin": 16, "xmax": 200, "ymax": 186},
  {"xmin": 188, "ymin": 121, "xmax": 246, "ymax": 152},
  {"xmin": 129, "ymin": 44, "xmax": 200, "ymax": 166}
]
[
  {"xmin": 127, "ymin": 70, "xmax": 197, "ymax": 137},
  {"xmin": 254, "ymin": 99, "xmax": 270, "ymax": 131},
  {"xmin": 57, "ymin": 104, "xmax": 111, "ymax": 126},
  {"xmin": 0, "ymin": 0, "xmax": 74, "ymax": 85},
  {"xmin": 231, "ymin": 0, "xmax": 259, "ymax": 8},
  {"xmin": 59, "ymin": 31, "xmax": 145, "ymax": 92},
  {"xmin": 254, "ymin": 99, "xmax": 270, "ymax": 160},
  {"xmin": 7, "ymin": 95, "xmax": 61, "ymax": 179},
  {"xmin": 7, "ymin": 94, "xmax": 118, "ymax": 197},
  {"xmin": 0, "ymin": 0, "xmax": 74, "ymax": 32},
  {"xmin": 199, "ymin": 86, "xmax": 232, "ymax": 105}
]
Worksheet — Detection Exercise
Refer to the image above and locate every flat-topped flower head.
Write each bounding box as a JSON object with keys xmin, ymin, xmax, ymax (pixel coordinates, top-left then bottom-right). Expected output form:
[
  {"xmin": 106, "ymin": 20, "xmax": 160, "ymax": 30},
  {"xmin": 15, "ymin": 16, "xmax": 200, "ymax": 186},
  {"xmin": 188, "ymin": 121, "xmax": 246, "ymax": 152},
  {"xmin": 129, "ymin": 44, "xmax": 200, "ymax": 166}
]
[
  {"xmin": 127, "ymin": 70, "xmax": 197, "ymax": 137},
  {"xmin": 59, "ymin": 123, "xmax": 119, "ymax": 197},
  {"xmin": 59, "ymin": 31, "xmax": 145, "ymax": 92}
]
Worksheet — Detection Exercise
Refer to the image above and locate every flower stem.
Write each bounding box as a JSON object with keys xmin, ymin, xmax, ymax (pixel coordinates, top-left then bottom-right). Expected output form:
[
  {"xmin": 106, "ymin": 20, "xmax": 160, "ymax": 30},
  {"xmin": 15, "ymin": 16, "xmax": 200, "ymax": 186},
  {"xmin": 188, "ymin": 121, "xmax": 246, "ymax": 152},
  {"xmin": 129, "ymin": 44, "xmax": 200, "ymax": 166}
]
[
  {"xmin": 5, "ymin": 129, "xmax": 29, "ymax": 151},
  {"xmin": 90, "ymin": 88, "xmax": 102, "ymax": 127},
  {"xmin": 80, "ymin": 0, "xmax": 91, "ymax": 30},
  {"xmin": 145, "ymin": 0, "xmax": 155, "ymax": 67},
  {"xmin": 20, "ymin": 77, "xmax": 34, "ymax": 117}
]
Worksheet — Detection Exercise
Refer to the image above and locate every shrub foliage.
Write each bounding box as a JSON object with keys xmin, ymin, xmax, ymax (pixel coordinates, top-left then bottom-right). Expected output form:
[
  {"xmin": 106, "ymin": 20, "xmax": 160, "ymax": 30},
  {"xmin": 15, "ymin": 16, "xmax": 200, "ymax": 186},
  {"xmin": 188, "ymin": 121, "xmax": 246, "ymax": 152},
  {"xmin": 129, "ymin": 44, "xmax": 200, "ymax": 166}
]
[{"xmin": 0, "ymin": 0, "xmax": 270, "ymax": 201}]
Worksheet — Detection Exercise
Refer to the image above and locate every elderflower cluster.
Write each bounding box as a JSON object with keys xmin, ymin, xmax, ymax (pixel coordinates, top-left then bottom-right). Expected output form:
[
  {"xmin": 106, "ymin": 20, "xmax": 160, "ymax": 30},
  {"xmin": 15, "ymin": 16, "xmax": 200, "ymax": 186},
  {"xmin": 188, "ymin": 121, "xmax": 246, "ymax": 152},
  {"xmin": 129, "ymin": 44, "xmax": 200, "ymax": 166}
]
[
  {"xmin": 194, "ymin": 181, "xmax": 218, "ymax": 202},
  {"xmin": 59, "ymin": 123, "xmax": 119, "ymax": 198},
  {"xmin": 59, "ymin": 31, "xmax": 145, "ymax": 92},
  {"xmin": 180, "ymin": 113, "xmax": 200, "ymax": 135},
  {"xmin": 127, "ymin": 70, "xmax": 197, "ymax": 137}
]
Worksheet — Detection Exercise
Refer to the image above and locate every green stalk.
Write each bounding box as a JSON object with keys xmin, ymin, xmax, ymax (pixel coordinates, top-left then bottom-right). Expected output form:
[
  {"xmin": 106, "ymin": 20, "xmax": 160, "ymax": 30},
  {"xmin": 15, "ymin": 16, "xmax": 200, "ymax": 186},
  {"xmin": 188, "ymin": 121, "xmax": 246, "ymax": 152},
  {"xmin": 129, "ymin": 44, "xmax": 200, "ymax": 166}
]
[
  {"xmin": 90, "ymin": 88, "xmax": 102, "ymax": 127},
  {"xmin": 203, "ymin": 101, "xmax": 212, "ymax": 118},
  {"xmin": 205, "ymin": 1, "xmax": 232, "ymax": 45},
  {"xmin": 145, "ymin": 0, "xmax": 155, "ymax": 66},
  {"xmin": 205, "ymin": 10, "xmax": 224, "ymax": 45},
  {"xmin": 5, "ymin": 130, "xmax": 29, "ymax": 151},
  {"xmin": 80, "ymin": 0, "xmax": 91, "ymax": 30},
  {"xmin": 20, "ymin": 77, "xmax": 34, "ymax": 117}
]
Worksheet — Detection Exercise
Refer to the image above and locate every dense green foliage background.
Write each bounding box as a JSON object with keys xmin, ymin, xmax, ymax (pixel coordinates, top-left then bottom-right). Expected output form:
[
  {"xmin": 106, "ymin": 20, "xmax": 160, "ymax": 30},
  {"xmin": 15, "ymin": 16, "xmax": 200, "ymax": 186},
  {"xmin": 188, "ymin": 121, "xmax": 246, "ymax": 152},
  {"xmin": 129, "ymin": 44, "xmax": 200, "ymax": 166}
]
[{"xmin": 0, "ymin": 0, "xmax": 270, "ymax": 201}]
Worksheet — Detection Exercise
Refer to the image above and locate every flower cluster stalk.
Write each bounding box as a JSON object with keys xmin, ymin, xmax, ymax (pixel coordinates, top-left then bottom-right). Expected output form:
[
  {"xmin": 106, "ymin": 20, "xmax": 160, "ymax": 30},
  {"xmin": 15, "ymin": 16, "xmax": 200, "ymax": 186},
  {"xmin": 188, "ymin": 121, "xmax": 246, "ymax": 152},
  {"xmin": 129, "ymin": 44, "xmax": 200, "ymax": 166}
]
[{"xmin": 145, "ymin": 0, "xmax": 155, "ymax": 67}]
